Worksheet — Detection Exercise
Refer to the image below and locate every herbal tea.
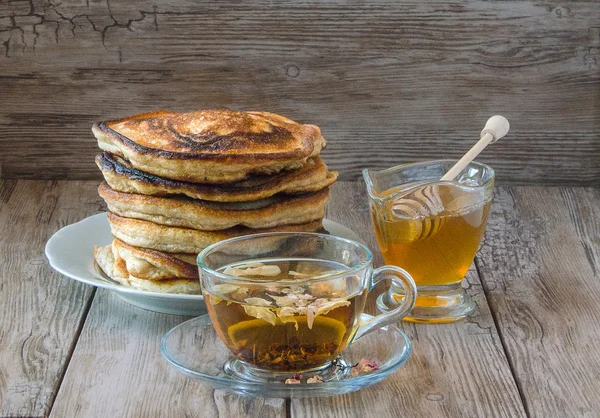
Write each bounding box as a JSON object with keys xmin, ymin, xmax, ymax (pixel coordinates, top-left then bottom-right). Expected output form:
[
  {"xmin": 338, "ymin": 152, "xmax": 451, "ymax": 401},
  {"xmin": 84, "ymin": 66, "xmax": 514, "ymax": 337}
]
[
  {"xmin": 204, "ymin": 258, "xmax": 367, "ymax": 372},
  {"xmin": 371, "ymin": 184, "xmax": 491, "ymax": 288}
]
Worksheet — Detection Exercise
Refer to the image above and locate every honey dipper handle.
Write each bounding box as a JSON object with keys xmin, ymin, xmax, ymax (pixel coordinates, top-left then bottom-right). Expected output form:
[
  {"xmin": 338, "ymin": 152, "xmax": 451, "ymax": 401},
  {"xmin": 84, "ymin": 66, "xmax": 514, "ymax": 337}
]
[{"xmin": 440, "ymin": 115, "xmax": 510, "ymax": 182}]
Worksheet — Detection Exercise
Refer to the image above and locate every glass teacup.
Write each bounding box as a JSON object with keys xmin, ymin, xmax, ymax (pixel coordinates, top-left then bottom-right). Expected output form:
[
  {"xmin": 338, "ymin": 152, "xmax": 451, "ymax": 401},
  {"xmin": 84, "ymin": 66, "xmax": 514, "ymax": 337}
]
[
  {"xmin": 197, "ymin": 232, "xmax": 416, "ymax": 381},
  {"xmin": 363, "ymin": 160, "xmax": 494, "ymax": 323}
]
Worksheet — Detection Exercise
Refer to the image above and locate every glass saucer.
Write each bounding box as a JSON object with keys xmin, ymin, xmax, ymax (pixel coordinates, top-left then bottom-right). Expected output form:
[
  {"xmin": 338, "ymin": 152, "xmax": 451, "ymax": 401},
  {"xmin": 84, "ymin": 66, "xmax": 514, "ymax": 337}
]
[{"xmin": 160, "ymin": 314, "xmax": 411, "ymax": 398}]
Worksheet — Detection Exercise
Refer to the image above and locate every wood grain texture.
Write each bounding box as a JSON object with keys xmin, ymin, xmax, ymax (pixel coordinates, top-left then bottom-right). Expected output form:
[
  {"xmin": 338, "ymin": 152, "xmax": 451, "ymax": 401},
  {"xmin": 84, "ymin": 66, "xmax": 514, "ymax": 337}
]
[
  {"xmin": 0, "ymin": 180, "xmax": 101, "ymax": 417},
  {"xmin": 4, "ymin": 179, "xmax": 600, "ymax": 417},
  {"xmin": 292, "ymin": 182, "xmax": 527, "ymax": 418},
  {"xmin": 476, "ymin": 187, "xmax": 600, "ymax": 417},
  {"xmin": 49, "ymin": 288, "xmax": 286, "ymax": 418},
  {"xmin": 1, "ymin": 1, "xmax": 599, "ymax": 184}
]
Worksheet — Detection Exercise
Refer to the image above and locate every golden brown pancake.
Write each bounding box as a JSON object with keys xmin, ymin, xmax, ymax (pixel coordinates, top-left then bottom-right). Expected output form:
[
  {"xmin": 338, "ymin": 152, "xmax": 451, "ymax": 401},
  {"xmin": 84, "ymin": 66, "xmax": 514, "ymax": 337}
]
[
  {"xmin": 96, "ymin": 153, "xmax": 338, "ymax": 202},
  {"xmin": 93, "ymin": 244, "xmax": 201, "ymax": 294},
  {"xmin": 107, "ymin": 212, "xmax": 324, "ymax": 254},
  {"xmin": 111, "ymin": 239, "xmax": 197, "ymax": 281},
  {"xmin": 92, "ymin": 110, "xmax": 326, "ymax": 183},
  {"xmin": 99, "ymin": 182, "xmax": 329, "ymax": 231}
]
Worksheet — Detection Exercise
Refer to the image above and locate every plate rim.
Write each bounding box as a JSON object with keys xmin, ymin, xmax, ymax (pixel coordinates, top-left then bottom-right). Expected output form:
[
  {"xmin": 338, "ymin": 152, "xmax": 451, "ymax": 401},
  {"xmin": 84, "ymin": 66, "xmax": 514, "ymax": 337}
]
[{"xmin": 45, "ymin": 212, "xmax": 363, "ymax": 301}]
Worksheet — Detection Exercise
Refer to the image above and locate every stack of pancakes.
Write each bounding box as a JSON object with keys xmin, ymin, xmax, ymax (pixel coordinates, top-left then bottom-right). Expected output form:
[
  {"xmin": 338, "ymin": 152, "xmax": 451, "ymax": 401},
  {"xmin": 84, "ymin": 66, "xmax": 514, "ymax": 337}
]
[{"xmin": 92, "ymin": 110, "xmax": 337, "ymax": 294}]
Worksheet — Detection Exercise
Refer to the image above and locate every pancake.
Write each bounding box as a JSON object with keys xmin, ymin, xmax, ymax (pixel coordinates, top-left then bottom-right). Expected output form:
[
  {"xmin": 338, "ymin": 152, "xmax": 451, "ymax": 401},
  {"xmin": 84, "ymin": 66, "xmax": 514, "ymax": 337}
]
[
  {"xmin": 107, "ymin": 212, "xmax": 324, "ymax": 254},
  {"xmin": 111, "ymin": 239, "xmax": 198, "ymax": 281},
  {"xmin": 92, "ymin": 110, "xmax": 325, "ymax": 183},
  {"xmin": 93, "ymin": 244, "xmax": 201, "ymax": 294},
  {"xmin": 99, "ymin": 182, "xmax": 329, "ymax": 231},
  {"xmin": 96, "ymin": 153, "xmax": 338, "ymax": 202}
]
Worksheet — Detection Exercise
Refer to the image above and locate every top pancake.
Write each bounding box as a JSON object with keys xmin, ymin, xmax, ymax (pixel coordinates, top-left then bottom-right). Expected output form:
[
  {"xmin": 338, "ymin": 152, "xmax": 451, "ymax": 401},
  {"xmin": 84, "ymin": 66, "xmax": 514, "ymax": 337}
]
[{"xmin": 92, "ymin": 110, "xmax": 326, "ymax": 183}]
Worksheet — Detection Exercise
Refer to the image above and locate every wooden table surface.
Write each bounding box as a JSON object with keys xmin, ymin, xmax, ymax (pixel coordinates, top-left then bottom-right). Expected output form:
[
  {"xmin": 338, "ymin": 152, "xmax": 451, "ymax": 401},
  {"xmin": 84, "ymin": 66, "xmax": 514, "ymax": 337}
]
[{"xmin": 1, "ymin": 180, "xmax": 599, "ymax": 418}]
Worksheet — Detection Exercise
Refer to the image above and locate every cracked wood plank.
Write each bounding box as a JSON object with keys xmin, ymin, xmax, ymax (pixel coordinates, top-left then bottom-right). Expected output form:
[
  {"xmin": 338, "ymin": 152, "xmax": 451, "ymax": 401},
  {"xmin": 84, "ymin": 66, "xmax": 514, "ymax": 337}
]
[
  {"xmin": 49, "ymin": 289, "xmax": 286, "ymax": 418},
  {"xmin": 291, "ymin": 182, "xmax": 526, "ymax": 418},
  {"xmin": 0, "ymin": 180, "xmax": 101, "ymax": 417},
  {"xmin": 476, "ymin": 187, "xmax": 600, "ymax": 417},
  {"xmin": 0, "ymin": 1, "xmax": 599, "ymax": 184}
]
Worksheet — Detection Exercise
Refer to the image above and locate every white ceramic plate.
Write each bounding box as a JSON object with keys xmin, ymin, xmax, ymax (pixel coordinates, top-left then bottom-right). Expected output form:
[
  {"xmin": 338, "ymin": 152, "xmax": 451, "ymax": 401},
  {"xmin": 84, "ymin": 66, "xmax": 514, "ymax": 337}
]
[{"xmin": 45, "ymin": 213, "xmax": 361, "ymax": 316}]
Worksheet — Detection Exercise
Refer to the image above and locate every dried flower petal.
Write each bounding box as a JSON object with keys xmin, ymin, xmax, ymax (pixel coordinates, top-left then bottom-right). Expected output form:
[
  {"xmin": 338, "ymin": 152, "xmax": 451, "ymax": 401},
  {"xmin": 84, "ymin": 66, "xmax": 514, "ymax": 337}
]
[
  {"xmin": 277, "ymin": 306, "xmax": 297, "ymax": 317},
  {"xmin": 306, "ymin": 305, "xmax": 318, "ymax": 329},
  {"xmin": 358, "ymin": 358, "xmax": 379, "ymax": 373},
  {"xmin": 223, "ymin": 267, "xmax": 240, "ymax": 276},
  {"xmin": 279, "ymin": 314, "xmax": 299, "ymax": 331},
  {"xmin": 350, "ymin": 358, "xmax": 379, "ymax": 377},
  {"xmin": 237, "ymin": 262, "xmax": 264, "ymax": 269},
  {"xmin": 243, "ymin": 305, "xmax": 277, "ymax": 326},
  {"xmin": 209, "ymin": 295, "xmax": 223, "ymax": 305},
  {"xmin": 253, "ymin": 265, "xmax": 282, "ymax": 276},
  {"xmin": 308, "ymin": 282, "xmax": 333, "ymax": 296},
  {"xmin": 285, "ymin": 374, "xmax": 302, "ymax": 384},
  {"xmin": 212, "ymin": 283, "xmax": 239, "ymax": 294},
  {"xmin": 268, "ymin": 294, "xmax": 296, "ymax": 307},
  {"xmin": 307, "ymin": 376, "xmax": 324, "ymax": 384},
  {"xmin": 285, "ymin": 378, "xmax": 301, "ymax": 384},
  {"xmin": 316, "ymin": 299, "xmax": 351, "ymax": 316},
  {"xmin": 245, "ymin": 297, "xmax": 273, "ymax": 307},
  {"xmin": 223, "ymin": 264, "xmax": 281, "ymax": 277},
  {"xmin": 277, "ymin": 306, "xmax": 299, "ymax": 330},
  {"xmin": 233, "ymin": 287, "xmax": 249, "ymax": 298}
]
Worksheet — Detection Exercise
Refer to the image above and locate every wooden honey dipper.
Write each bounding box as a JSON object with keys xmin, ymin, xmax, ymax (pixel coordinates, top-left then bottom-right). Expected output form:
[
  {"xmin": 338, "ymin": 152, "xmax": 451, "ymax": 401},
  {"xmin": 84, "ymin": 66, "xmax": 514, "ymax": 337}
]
[{"xmin": 392, "ymin": 115, "xmax": 510, "ymax": 241}]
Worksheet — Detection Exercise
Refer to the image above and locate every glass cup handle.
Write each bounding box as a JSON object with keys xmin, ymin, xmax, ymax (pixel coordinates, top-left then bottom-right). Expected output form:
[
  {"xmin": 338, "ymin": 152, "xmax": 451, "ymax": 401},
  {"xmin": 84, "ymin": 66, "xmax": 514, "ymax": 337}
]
[{"xmin": 351, "ymin": 266, "xmax": 417, "ymax": 342}]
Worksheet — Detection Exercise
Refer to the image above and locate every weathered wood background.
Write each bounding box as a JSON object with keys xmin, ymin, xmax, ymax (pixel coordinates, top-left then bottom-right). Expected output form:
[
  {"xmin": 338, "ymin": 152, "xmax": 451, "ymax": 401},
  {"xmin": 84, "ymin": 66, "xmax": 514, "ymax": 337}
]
[{"xmin": 0, "ymin": 0, "xmax": 598, "ymax": 184}]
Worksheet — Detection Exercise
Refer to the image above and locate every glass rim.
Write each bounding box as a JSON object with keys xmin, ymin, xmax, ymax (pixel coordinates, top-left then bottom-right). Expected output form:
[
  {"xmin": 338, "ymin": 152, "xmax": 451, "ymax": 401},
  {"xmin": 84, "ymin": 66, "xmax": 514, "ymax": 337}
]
[
  {"xmin": 197, "ymin": 232, "xmax": 374, "ymax": 285},
  {"xmin": 363, "ymin": 159, "xmax": 495, "ymax": 203}
]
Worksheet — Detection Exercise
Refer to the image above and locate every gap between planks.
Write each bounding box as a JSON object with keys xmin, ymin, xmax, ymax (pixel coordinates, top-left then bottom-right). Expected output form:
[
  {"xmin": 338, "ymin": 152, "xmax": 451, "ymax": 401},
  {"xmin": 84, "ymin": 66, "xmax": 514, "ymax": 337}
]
[
  {"xmin": 475, "ymin": 257, "xmax": 531, "ymax": 418},
  {"xmin": 46, "ymin": 288, "xmax": 98, "ymax": 417}
]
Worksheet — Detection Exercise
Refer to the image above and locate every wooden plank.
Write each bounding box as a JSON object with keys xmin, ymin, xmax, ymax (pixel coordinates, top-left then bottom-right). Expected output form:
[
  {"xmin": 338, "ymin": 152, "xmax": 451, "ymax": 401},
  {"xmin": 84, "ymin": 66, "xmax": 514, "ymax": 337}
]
[
  {"xmin": 0, "ymin": 180, "xmax": 100, "ymax": 417},
  {"xmin": 1, "ymin": 1, "xmax": 599, "ymax": 184},
  {"xmin": 49, "ymin": 292, "xmax": 286, "ymax": 417},
  {"xmin": 292, "ymin": 182, "xmax": 526, "ymax": 418},
  {"xmin": 476, "ymin": 186, "xmax": 600, "ymax": 417}
]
